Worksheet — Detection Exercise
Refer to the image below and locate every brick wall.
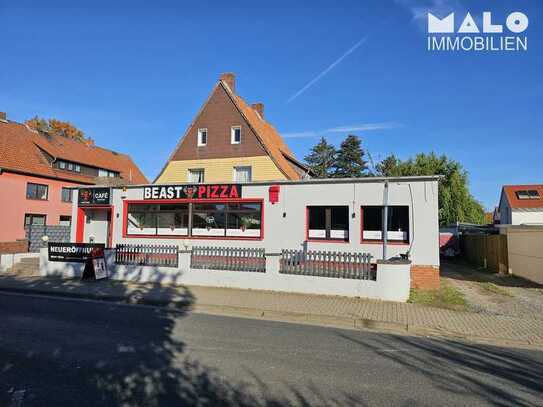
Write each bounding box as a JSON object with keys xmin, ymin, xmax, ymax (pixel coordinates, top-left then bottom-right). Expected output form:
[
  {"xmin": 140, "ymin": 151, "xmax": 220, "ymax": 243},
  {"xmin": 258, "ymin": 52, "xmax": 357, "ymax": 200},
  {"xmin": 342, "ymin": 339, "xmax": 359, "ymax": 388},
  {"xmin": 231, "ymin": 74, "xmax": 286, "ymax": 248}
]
[
  {"xmin": 0, "ymin": 239, "xmax": 29, "ymax": 254},
  {"xmin": 410, "ymin": 265, "xmax": 440, "ymax": 290}
]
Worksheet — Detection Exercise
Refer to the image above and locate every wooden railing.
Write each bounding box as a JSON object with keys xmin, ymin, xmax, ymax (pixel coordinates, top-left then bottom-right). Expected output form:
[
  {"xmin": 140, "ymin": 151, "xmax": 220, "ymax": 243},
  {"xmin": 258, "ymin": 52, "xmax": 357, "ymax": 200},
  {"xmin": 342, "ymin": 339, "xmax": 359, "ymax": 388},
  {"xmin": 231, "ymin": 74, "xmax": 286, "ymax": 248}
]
[
  {"xmin": 280, "ymin": 249, "xmax": 373, "ymax": 280},
  {"xmin": 115, "ymin": 244, "xmax": 178, "ymax": 267},
  {"xmin": 191, "ymin": 246, "xmax": 266, "ymax": 273}
]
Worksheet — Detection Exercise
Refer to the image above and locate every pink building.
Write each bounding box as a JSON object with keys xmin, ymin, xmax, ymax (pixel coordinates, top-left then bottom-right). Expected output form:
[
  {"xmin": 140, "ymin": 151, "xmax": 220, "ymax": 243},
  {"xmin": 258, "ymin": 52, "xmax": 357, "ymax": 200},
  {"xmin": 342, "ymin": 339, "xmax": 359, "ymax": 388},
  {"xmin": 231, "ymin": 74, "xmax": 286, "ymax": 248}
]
[{"xmin": 0, "ymin": 113, "xmax": 148, "ymax": 250}]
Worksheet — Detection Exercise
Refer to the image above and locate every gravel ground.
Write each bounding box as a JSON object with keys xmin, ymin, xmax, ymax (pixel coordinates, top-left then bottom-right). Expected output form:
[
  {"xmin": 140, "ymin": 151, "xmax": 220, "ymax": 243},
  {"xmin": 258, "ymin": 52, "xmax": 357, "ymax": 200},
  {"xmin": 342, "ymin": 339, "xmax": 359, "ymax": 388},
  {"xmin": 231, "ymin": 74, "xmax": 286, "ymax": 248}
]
[{"xmin": 441, "ymin": 260, "xmax": 543, "ymax": 319}]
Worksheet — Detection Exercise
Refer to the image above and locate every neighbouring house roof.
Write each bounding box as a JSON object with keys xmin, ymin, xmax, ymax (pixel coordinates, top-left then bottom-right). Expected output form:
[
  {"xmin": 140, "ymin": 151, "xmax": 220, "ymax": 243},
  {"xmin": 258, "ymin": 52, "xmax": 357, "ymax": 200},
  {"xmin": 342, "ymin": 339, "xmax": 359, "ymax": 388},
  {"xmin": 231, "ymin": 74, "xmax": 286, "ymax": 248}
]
[
  {"xmin": 0, "ymin": 119, "xmax": 148, "ymax": 184},
  {"xmin": 501, "ymin": 184, "xmax": 543, "ymax": 209}
]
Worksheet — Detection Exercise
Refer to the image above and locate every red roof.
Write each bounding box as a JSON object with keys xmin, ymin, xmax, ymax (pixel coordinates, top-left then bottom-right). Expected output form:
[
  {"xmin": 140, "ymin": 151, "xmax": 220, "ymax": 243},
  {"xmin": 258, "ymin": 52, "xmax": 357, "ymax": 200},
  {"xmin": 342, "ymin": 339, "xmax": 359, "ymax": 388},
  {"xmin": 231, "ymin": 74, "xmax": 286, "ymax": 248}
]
[
  {"xmin": 502, "ymin": 185, "xmax": 543, "ymax": 209},
  {"xmin": 0, "ymin": 120, "xmax": 148, "ymax": 184}
]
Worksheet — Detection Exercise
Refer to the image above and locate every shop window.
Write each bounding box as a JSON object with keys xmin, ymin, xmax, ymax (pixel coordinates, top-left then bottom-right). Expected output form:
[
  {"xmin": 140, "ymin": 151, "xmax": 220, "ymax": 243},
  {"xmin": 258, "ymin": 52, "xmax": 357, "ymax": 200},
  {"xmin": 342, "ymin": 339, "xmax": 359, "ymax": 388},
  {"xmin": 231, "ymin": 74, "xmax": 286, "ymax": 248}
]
[
  {"xmin": 127, "ymin": 203, "xmax": 189, "ymax": 236},
  {"xmin": 307, "ymin": 206, "xmax": 349, "ymax": 241},
  {"xmin": 59, "ymin": 215, "xmax": 72, "ymax": 226},
  {"xmin": 361, "ymin": 206, "xmax": 409, "ymax": 243},
  {"xmin": 26, "ymin": 183, "xmax": 48, "ymax": 200},
  {"xmin": 24, "ymin": 214, "xmax": 46, "ymax": 226},
  {"xmin": 231, "ymin": 126, "xmax": 241, "ymax": 144},
  {"xmin": 197, "ymin": 128, "xmax": 207, "ymax": 146},
  {"xmin": 226, "ymin": 203, "xmax": 261, "ymax": 237},
  {"xmin": 61, "ymin": 187, "xmax": 73, "ymax": 203},
  {"xmin": 233, "ymin": 166, "xmax": 252, "ymax": 182},
  {"xmin": 191, "ymin": 203, "xmax": 227, "ymax": 236},
  {"xmin": 188, "ymin": 168, "xmax": 205, "ymax": 183}
]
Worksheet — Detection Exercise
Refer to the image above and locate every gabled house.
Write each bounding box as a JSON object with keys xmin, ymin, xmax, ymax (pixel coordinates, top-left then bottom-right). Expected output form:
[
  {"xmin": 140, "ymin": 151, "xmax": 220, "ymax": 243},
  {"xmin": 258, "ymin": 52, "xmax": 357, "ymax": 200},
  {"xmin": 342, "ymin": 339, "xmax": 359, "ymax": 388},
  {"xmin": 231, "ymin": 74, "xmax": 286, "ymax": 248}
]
[
  {"xmin": 155, "ymin": 73, "xmax": 310, "ymax": 184},
  {"xmin": 497, "ymin": 184, "xmax": 543, "ymax": 225},
  {"xmin": 0, "ymin": 113, "xmax": 147, "ymax": 245}
]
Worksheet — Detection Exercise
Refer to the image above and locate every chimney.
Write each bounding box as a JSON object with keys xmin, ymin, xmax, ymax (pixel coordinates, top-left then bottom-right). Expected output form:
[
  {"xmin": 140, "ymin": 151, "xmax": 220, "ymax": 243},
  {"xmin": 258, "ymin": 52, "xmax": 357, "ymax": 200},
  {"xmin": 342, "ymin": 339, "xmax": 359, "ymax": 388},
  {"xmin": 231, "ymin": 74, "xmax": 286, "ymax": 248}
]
[
  {"xmin": 251, "ymin": 103, "xmax": 264, "ymax": 118},
  {"xmin": 220, "ymin": 72, "xmax": 235, "ymax": 93},
  {"xmin": 0, "ymin": 112, "xmax": 6, "ymax": 122}
]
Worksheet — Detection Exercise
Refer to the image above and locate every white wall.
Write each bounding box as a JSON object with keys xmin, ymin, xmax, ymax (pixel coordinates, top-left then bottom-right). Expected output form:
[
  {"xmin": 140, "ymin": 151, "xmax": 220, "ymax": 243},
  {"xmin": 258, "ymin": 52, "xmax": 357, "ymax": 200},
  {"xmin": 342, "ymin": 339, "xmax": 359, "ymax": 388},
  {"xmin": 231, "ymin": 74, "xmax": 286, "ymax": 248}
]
[
  {"xmin": 39, "ymin": 248, "xmax": 412, "ymax": 301},
  {"xmin": 70, "ymin": 179, "xmax": 440, "ymax": 267},
  {"xmin": 511, "ymin": 210, "xmax": 543, "ymax": 225}
]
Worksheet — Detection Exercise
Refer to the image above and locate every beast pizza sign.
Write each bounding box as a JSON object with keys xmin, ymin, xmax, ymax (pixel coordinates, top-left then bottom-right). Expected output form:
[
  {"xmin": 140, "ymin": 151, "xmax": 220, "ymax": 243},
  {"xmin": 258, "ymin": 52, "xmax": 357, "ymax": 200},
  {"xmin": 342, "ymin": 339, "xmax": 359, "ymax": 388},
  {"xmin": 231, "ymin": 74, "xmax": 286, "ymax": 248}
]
[{"xmin": 143, "ymin": 184, "xmax": 242, "ymax": 200}]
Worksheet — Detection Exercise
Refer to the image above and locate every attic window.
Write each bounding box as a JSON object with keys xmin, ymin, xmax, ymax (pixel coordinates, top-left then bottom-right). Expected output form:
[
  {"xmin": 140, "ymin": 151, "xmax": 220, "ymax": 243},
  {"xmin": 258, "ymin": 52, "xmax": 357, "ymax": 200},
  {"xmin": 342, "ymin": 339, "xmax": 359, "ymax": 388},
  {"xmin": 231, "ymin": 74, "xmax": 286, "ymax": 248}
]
[
  {"xmin": 231, "ymin": 126, "xmax": 241, "ymax": 144},
  {"xmin": 197, "ymin": 128, "xmax": 207, "ymax": 147},
  {"xmin": 516, "ymin": 190, "xmax": 540, "ymax": 200}
]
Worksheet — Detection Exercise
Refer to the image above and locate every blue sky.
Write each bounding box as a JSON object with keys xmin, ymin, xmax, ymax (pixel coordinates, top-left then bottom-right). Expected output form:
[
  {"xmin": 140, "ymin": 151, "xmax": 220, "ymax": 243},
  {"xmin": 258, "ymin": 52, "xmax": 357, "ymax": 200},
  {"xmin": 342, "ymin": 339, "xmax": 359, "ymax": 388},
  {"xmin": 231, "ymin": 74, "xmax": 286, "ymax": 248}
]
[{"xmin": 1, "ymin": 0, "xmax": 541, "ymax": 210}]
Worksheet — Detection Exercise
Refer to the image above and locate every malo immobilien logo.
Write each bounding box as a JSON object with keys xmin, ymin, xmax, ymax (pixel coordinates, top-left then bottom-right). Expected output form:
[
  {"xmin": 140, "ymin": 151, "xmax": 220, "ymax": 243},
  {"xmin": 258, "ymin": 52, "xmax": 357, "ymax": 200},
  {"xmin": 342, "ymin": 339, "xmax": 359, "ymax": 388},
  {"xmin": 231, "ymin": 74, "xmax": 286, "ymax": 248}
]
[{"xmin": 427, "ymin": 12, "xmax": 528, "ymax": 52}]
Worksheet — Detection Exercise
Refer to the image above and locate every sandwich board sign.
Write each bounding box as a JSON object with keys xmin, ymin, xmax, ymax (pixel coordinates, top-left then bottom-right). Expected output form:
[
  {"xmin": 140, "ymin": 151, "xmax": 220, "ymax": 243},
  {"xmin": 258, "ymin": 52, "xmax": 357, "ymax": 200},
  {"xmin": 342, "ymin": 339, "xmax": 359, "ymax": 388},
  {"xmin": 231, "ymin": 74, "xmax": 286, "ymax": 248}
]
[{"xmin": 47, "ymin": 242, "xmax": 108, "ymax": 281}]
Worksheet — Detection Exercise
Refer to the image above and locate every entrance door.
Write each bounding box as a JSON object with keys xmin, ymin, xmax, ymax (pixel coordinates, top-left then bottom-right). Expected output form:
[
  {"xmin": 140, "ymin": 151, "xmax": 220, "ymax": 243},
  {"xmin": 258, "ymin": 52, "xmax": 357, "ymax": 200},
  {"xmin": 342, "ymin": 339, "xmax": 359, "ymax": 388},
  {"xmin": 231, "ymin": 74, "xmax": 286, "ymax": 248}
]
[{"xmin": 83, "ymin": 208, "xmax": 111, "ymax": 246}]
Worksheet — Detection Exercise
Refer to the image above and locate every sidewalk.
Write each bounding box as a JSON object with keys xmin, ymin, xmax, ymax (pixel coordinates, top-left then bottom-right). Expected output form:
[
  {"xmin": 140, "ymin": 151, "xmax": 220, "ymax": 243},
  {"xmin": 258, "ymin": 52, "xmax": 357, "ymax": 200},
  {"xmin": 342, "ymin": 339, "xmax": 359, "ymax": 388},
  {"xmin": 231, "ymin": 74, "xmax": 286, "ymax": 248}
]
[{"xmin": 0, "ymin": 273, "xmax": 542, "ymax": 349}]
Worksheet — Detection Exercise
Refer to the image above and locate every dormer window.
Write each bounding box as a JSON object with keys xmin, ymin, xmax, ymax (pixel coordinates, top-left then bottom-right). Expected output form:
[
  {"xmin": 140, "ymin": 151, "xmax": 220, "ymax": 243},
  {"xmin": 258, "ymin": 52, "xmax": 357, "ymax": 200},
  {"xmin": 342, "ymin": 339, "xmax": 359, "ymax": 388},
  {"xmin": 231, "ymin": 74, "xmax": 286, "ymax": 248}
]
[
  {"xmin": 516, "ymin": 190, "xmax": 540, "ymax": 200},
  {"xmin": 197, "ymin": 128, "xmax": 207, "ymax": 146},
  {"xmin": 231, "ymin": 126, "xmax": 241, "ymax": 144}
]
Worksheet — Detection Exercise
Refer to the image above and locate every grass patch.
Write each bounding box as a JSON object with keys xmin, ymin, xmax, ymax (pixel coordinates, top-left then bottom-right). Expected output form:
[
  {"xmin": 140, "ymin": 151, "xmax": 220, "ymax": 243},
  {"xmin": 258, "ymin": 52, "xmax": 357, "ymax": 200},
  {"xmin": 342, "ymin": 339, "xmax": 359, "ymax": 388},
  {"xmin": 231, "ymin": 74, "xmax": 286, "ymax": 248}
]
[
  {"xmin": 408, "ymin": 285, "xmax": 469, "ymax": 311},
  {"xmin": 478, "ymin": 282, "xmax": 512, "ymax": 297}
]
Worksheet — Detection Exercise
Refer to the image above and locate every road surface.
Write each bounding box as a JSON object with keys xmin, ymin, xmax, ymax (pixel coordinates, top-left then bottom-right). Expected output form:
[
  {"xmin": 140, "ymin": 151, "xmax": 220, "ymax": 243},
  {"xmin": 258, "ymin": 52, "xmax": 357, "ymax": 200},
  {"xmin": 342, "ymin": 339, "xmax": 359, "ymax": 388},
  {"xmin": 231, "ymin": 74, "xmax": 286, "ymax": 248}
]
[{"xmin": 0, "ymin": 291, "xmax": 542, "ymax": 406}]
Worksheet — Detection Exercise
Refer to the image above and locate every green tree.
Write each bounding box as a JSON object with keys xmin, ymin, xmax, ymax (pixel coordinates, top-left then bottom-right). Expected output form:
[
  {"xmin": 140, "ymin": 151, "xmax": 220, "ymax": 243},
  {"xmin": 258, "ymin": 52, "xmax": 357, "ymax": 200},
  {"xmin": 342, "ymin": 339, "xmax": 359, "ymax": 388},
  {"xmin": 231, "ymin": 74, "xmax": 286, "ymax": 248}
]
[
  {"xmin": 333, "ymin": 134, "xmax": 368, "ymax": 178},
  {"xmin": 26, "ymin": 116, "xmax": 88, "ymax": 143},
  {"xmin": 304, "ymin": 137, "xmax": 337, "ymax": 178},
  {"xmin": 376, "ymin": 152, "xmax": 485, "ymax": 225}
]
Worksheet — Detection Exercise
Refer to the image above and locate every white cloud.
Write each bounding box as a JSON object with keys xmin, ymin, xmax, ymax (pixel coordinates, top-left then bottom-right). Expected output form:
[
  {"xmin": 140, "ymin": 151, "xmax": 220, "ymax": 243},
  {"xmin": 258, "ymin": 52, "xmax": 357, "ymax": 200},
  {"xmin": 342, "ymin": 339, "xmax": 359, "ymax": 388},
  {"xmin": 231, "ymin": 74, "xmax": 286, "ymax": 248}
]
[{"xmin": 283, "ymin": 122, "xmax": 402, "ymax": 139}]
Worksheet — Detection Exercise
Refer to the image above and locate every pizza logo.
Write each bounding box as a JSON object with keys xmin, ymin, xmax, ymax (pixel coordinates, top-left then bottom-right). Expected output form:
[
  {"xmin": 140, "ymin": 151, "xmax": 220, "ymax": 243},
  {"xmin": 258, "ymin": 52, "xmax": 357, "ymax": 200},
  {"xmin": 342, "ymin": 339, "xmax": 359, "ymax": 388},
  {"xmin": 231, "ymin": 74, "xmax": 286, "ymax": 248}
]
[
  {"xmin": 80, "ymin": 190, "xmax": 92, "ymax": 202},
  {"xmin": 184, "ymin": 186, "xmax": 195, "ymax": 199}
]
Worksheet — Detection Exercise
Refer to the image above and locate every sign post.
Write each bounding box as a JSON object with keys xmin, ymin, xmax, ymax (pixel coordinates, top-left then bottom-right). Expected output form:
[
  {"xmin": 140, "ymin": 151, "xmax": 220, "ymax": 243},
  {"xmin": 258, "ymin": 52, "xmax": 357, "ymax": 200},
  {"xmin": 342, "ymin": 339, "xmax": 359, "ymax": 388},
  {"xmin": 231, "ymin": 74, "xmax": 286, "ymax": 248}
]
[{"xmin": 48, "ymin": 242, "xmax": 108, "ymax": 281}]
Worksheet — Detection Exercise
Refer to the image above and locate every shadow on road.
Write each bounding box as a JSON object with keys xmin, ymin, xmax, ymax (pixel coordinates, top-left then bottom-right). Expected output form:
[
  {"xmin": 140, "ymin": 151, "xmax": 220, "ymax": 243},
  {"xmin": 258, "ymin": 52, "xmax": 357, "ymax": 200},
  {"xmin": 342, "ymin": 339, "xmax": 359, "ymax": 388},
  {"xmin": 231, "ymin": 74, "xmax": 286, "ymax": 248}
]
[
  {"xmin": 0, "ymin": 270, "xmax": 364, "ymax": 406},
  {"xmin": 336, "ymin": 331, "xmax": 543, "ymax": 407}
]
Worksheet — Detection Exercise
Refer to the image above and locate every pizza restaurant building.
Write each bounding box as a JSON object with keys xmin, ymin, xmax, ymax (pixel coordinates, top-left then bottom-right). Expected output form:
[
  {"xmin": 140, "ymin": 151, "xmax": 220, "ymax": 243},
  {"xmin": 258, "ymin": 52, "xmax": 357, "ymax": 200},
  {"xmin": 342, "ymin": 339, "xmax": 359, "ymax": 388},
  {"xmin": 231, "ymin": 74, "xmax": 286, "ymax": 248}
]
[{"xmin": 68, "ymin": 176, "xmax": 440, "ymax": 291}]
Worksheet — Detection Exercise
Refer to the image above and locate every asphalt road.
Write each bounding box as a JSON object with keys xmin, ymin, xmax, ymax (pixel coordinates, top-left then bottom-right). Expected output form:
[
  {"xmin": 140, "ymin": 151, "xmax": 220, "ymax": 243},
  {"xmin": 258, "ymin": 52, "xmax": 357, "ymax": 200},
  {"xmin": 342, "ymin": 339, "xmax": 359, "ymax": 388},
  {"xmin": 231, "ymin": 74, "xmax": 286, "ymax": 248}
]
[{"xmin": 0, "ymin": 292, "xmax": 542, "ymax": 407}]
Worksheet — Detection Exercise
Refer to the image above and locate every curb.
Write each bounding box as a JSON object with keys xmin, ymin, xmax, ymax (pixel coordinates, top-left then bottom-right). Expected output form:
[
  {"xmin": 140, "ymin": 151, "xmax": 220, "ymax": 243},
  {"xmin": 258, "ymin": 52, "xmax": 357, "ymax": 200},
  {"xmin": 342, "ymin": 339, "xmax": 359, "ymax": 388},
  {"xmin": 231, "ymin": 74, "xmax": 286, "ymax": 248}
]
[{"xmin": 0, "ymin": 284, "xmax": 541, "ymax": 350}]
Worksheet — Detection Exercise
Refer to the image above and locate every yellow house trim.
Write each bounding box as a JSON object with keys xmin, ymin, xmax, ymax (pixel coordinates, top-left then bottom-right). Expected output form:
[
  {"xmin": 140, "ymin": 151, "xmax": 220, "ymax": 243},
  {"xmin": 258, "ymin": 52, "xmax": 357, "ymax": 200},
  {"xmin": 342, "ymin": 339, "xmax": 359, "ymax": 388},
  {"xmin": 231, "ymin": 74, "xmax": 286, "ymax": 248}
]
[{"xmin": 155, "ymin": 156, "xmax": 288, "ymax": 183}]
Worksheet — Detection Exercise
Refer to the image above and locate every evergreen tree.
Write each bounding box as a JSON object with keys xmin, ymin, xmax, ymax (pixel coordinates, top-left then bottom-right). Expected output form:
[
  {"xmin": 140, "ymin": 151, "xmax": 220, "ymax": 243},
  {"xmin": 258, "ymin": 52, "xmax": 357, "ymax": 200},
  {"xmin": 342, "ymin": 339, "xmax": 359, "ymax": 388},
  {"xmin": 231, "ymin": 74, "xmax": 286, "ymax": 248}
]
[
  {"xmin": 376, "ymin": 152, "xmax": 485, "ymax": 225},
  {"xmin": 333, "ymin": 134, "xmax": 368, "ymax": 178},
  {"xmin": 304, "ymin": 137, "xmax": 337, "ymax": 178}
]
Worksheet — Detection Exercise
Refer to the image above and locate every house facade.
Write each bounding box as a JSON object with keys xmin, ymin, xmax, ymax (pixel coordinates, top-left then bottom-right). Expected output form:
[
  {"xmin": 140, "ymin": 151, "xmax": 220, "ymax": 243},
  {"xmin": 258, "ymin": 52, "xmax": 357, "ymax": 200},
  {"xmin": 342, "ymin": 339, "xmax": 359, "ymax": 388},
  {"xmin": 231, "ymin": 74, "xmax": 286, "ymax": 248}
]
[
  {"xmin": 497, "ymin": 184, "xmax": 543, "ymax": 225},
  {"xmin": 69, "ymin": 176, "xmax": 441, "ymax": 290},
  {"xmin": 155, "ymin": 73, "xmax": 310, "ymax": 184},
  {"xmin": 0, "ymin": 113, "xmax": 148, "ymax": 248}
]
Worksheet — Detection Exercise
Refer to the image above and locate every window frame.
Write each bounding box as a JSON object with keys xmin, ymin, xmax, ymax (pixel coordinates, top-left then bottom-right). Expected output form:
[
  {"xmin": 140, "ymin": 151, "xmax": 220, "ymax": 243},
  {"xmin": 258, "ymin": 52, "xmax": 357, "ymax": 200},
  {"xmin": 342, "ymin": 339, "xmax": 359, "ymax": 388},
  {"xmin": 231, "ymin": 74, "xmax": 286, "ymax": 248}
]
[
  {"xmin": 123, "ymin": 199, "xmax": 264, "ymax": 241},
  {"xmin": 360, "ymin": 205, "xmax": 410, "ymax": 245},
  {"xmin": 187, "ymin": 168, "xmax": 205, "ymax": 183},
  {"xmin": 197, "ymin": 128, "xmax": 208, "ymax": 147},
  {"xmin": 231, "ymin": 125, "xmax": 241, "ymax": 144},
  {"xmin": 306, "ymin": 205, "xmax": 350, "ymax": 243},
  {"xmin": 126, "ymin": 203, "xmax": 190, "ymax": 237},
  {"xmin": 59, "ymin": 215, "xmax": 72, "ymax": 226},
  {"xmin": 26, "ymin": 183, "xmax": 49, "ymax": 201},
  {"xmin": 24, "ymin": 213, "xmax": 46, "ymax": 227},
  {"xmin": 61, "ymin": 187, "xmax": 73, "ymax": 203},
  {"xmin": 233, "ymin": 166, "xmax": 252, "ymax": 182}
]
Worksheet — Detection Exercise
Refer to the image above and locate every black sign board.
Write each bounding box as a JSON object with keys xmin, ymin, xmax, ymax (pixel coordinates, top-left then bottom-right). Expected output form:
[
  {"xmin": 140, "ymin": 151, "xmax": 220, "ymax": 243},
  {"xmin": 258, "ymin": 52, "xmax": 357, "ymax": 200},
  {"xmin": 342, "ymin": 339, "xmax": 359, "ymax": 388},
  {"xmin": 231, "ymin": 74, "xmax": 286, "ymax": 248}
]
[
  {"xmin": 143, "ymin": 184, "xmax": 242, "ymax": 200},
  {"xmin": 48, "ymin": 242, "xmax": 105, "ymax": 263},
  {"xmin": 78, "ymin": 187, "xmax": 111, "ymax": 206}
]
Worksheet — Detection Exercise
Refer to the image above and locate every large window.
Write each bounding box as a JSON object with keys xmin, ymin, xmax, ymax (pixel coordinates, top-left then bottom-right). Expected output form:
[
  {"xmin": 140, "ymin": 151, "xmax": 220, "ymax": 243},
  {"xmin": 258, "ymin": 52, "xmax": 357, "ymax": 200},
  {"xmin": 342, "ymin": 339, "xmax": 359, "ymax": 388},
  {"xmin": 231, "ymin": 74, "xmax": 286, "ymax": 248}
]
[
  {"xmin": 127, "ymin": 204, "xmax": 189, "ymax": 236},
  {"xmin": 61, "ymin": 187, "xmax": 73, "ymax": 203},
  {"xmin": 307, "ymin": 206, "xmax": 349, "ymax": 241},
  {"xmin": 26, "ymin": 183, "xmax": 48, "ymax": 200},
  {"xmin": 515, "ymin": 190, "xmax": 540, "ymax": 200},
  {"xmin": 188, "ymin": 168, "xmax": 205, "ymax": 183},
  {"xmin": 126, "ymin": 201, "xmax": 262, "ymax": 239},
  {"xmin": 24, "ymin": 214, "xmax": 46, "ymax": 226},
  {"xmin": 362, "ymin": 206, "xmax": 409, "ymax": 243}
]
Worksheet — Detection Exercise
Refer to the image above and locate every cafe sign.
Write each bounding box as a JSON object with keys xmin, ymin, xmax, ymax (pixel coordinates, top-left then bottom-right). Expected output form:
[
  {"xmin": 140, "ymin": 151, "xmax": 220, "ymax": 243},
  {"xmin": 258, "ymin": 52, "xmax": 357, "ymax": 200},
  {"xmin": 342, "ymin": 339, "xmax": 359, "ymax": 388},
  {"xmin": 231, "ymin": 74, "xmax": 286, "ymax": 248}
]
[
  {"xmin": 78, "ymin": 187, "xmax": 111, "ymax": 206},
  {"xmin": 143, "ymin": 184, "xmax": 242, "ymax": 200}
]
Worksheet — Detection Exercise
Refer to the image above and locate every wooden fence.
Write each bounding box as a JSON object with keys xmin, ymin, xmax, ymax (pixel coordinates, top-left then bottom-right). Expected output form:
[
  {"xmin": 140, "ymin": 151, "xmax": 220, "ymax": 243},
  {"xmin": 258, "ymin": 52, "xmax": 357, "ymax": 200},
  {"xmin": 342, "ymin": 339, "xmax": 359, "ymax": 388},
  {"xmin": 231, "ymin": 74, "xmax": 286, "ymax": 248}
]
[
  {"xmin": 280, "ymin": 249, "xmax": 373, "ymax": 280},
  {"xmin": 191, "ymin": 246, "xmax": 266, "ymax": 273},
  {"xmin": 461, "ymin": 233, "xmax": 508, "ymax": 273}
]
